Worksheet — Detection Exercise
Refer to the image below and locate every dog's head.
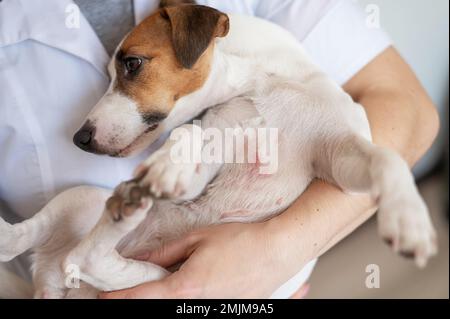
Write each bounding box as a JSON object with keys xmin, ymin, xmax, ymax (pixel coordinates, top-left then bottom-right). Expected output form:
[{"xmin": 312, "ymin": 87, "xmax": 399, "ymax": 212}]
[{"xmin": 73, "ymin": 4, "xmax": 229, "ymax": 157}]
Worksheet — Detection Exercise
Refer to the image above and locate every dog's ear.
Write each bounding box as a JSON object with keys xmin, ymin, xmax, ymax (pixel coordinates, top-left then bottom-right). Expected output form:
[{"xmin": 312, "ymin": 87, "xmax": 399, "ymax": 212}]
[
  {"xmin": 159, "ymin": 0, "xmax": 196, "ymax": 8},
  {"xmin": 161, "ymin": 5, "xmax": 230, "ymax": 69}
]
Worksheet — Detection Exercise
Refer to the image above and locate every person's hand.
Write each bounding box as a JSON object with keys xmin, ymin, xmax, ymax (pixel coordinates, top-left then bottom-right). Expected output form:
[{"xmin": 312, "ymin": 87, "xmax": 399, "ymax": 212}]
[{"xmin": 100, "ymin": 222, "xmax": 307, "ymax": 299}]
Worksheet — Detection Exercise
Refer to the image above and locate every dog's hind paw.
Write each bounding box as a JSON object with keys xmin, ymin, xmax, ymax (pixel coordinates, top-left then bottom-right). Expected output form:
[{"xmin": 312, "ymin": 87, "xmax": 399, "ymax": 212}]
[
  {"xmin": 105, "ymin": 181, "xmax": 153, "ymax": 229},
  {"xmin": 0, "ymin": 218, "xmax": 20, "ymax": 262},
  {"xmin": 378, "ymin": 189, "xmax": 438, "ymax": 268}
]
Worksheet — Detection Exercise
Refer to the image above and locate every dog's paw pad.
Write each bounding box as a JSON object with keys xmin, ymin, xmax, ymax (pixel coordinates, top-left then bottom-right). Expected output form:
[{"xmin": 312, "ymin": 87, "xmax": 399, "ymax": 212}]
[{"xmin": 106, "ymin": 182, "xmax": 153, "ymax": 223}]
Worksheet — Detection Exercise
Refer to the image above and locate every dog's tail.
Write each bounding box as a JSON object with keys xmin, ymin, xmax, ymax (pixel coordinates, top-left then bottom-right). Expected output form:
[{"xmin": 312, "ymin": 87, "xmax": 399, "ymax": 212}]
[{"xmin": 0, "ymin": 263, "xmax": 33, "ymax": 299}]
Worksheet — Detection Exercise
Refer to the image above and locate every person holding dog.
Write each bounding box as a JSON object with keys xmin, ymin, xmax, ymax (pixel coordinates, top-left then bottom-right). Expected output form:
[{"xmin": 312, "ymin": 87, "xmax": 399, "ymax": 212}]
[{"xmin": 0, "ymin": 0, "xmax": 439, "ymax": 298}]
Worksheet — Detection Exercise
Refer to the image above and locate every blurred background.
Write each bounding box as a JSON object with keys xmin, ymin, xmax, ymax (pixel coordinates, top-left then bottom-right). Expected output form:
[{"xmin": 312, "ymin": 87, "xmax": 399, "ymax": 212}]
[{"xmin": 308, "ymin": 0, "xmax": 449, "ymax": 299}]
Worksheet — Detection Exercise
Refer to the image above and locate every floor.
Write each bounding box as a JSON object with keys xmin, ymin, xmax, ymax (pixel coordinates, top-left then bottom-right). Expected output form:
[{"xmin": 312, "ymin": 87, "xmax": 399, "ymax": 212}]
[{"xmin": 307, "ymin": 173, "xmax": 449, "ymax": 299}]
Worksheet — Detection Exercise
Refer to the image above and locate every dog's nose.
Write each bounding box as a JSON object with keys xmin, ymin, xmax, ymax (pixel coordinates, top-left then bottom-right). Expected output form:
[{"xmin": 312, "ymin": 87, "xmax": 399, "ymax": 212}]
[{"xmin": 73, "ymin": 124, "xmax": 96, "ymax": 152}]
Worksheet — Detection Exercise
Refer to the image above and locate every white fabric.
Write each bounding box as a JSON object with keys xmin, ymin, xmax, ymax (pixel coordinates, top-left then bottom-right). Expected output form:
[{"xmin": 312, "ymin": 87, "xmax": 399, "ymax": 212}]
[{"xmin": 0, "ymin": 0, "xmax": 391, "ymax": 298}]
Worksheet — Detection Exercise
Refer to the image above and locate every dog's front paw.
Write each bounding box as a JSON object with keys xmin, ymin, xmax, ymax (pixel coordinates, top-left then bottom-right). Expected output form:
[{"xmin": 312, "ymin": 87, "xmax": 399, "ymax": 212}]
[
  {"xmin": 378, "ymin": 189, "xmax": 438, "ymax": 268},
  {"xmin": 134, "ymin": 148, "xmax": 200, "ymax": 199}
]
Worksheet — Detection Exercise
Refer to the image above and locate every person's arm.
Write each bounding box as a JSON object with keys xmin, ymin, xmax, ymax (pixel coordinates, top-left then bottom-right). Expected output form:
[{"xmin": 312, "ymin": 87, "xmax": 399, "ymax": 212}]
[{"xmin": 101, "ymin": 47, "xmax": 440, "ymax": 299}]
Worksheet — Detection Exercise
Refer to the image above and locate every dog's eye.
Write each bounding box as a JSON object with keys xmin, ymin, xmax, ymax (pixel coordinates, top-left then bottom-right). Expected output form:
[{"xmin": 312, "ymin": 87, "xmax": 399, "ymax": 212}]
[{"xmin": 124, "ymin": 57, "xmax": 143, "ymax": 74}]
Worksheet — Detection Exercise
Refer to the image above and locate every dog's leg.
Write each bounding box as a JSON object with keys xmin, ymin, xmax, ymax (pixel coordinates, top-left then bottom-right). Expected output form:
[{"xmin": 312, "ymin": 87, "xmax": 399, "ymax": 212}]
[
  {"xmin": 0, "ymin": 187, "xmax": 109, "ymax": 263},
  {"xmin": 0, "ymin": 207, "xmax": 58, "ymax": 262},
  {"xmin": 136, "ymin": 99, "xmax": 260, "ymax": 201},
  {"xmin": 316, "ymin": 134, "xmax": 438, "ymax": 267},
  {"xmin": 63, "ymin": 181, "xmax": 169, "ymax": 292}
]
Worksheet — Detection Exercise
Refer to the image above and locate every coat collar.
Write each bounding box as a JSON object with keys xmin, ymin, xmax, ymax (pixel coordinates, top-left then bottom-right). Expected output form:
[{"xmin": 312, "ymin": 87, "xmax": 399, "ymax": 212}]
[{"xmin": 0, "ymin": 0, "xmax": 160, "ymax": 77}]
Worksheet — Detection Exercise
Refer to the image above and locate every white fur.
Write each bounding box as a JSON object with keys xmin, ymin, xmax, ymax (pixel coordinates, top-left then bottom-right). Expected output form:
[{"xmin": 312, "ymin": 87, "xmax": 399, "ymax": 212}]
[{"xmin": 0, "ymin": 14, "xmax": 437, "ymax": 298}]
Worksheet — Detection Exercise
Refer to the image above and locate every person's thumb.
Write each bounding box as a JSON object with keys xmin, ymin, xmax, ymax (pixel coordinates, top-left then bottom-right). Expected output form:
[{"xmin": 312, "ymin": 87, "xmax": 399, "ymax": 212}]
[{"xmin": 134, "ymin": 235, "xmax": 199, "ymax": 268}]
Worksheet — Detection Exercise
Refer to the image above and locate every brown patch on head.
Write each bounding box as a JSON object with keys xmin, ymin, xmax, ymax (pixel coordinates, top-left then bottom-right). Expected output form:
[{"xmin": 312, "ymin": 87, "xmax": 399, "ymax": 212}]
[
  {"xmin": 165, "ymin": 5, "xmax": 230, "ymax": 69},
  {"xmin": 159, "ymin": 0, "xmax": 196, "ymax": 8},
  {"xmin": 114, "ymin": 5, "xmax": 229, "ymax": 125}
]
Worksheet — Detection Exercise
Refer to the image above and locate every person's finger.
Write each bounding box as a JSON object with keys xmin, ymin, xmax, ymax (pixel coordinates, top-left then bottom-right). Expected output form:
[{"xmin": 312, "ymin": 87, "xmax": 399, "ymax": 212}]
[
  {"xmin": 290, "ymin": 284, "xmax": 311, "ymax": 299},
  {"xmin": 134, "ymin": 235, "xmax": 199, "ymax": 268},
  {"xmin": 99, "ymin": 278, "xmax": 173, "ymax": 299}
]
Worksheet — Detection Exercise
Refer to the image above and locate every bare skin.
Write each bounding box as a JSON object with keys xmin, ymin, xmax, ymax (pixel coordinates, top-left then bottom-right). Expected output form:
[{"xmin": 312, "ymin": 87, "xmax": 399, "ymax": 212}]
[{"xmin": 101, "ymin": 47, "xmax": 440, "ymax": 299}]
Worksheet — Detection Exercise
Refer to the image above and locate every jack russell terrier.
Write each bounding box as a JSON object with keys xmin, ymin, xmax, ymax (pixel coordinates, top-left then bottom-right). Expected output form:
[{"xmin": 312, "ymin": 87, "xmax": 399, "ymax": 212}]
[{"xmin": 0, "ymin": 2, "xmax": 437, "ymax": 299}]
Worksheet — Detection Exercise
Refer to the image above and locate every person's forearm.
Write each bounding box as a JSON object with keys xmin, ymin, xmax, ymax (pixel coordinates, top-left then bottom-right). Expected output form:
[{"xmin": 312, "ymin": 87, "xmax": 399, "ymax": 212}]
[
  {"xmin": 266, "ymin": 48, "xmax": 440, "ymax": 269},
  {"xmin": 266, "ymin": 180, "xmax": 375, "ymax": 269}
]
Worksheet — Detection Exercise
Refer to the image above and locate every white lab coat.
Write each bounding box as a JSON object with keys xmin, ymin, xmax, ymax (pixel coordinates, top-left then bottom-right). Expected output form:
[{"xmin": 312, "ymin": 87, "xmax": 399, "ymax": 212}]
[{"xmin": 0, "ymin": 0, "xmax": 391, "ymax": 298}]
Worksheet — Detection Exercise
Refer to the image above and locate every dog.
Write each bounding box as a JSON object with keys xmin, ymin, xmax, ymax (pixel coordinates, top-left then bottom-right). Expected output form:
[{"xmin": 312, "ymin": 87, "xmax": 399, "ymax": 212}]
[{"xmin": 0, "ymin": 3, "xmax": 437, "ymax": 299}]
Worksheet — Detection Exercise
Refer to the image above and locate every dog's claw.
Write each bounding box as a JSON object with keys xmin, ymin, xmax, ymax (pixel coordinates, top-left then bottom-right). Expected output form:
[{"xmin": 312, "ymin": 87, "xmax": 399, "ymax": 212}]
[
  {"xmin": 399, "ymin": 250, "xmax": 415, "ymax": 260},
  {"xmin": 383, "ymin": 238, "xmax": 394, "ymax": 247}
]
